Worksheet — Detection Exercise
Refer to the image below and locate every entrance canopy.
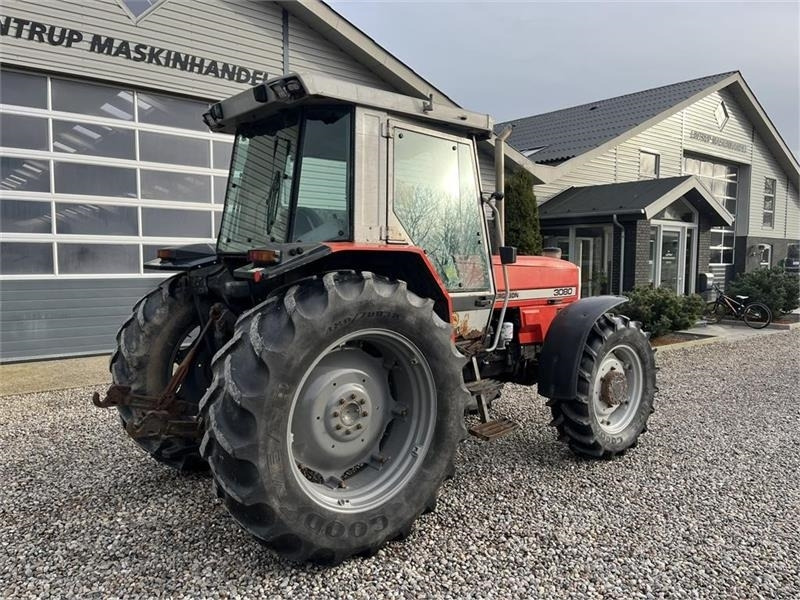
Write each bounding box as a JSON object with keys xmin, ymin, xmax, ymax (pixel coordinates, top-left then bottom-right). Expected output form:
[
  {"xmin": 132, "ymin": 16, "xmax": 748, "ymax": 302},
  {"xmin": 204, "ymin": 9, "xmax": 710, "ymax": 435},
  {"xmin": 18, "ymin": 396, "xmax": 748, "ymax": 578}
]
[{"xmin": 539, "ymin": 176, "xmax": 733, "ymax": 226}]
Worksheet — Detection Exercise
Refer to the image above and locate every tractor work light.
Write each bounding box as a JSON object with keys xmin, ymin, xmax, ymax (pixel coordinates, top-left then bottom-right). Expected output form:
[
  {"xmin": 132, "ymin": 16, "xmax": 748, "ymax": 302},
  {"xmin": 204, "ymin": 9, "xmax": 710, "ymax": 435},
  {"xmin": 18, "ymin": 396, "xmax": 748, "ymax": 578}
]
[
  {"xmin": 284, "ymin": 78, "xmax": 303, "ymax": 95},
  {"xmin": 248, "ymin": 248, "xmax": 282, "ymax": 266},
  {"xmin": 263, "ymin": 77, "xmax": 306, "ymax": 103},
  {"xmin": 202, "ymin": 102, "xmax": 224, "ymax": 128},
  {"xmin": 268, "ymin": 83, "xmax": 288, "ymax": 100}
]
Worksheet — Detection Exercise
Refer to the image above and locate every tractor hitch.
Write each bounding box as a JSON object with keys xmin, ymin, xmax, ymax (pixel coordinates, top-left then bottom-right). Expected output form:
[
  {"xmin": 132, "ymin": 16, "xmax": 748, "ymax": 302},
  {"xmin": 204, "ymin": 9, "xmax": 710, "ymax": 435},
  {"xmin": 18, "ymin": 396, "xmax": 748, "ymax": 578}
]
[
  {"xmin": 92, "ymin": 303, "xmax": 225, "ymax": 439},
  {"xmin": 91, "ymin": 385, "xmax": 194, "ymax": 417},
  {"xmin": 92, "ymin": 385, "xmax": 202, "ymax": 440},
  {"xmin": 125, "ymin": 411, "xmax": 201, "ymax": 439}
]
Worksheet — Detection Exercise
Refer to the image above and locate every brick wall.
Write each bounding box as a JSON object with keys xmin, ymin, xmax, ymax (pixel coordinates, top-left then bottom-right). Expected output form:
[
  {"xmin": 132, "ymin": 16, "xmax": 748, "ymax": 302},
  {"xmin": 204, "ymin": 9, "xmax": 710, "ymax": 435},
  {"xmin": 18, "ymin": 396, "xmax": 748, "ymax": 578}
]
[
  {"xmin": 631, "ymin": 219, "xmax": 652, "ymax": 290},
  {"xmin": 697, "ymin": 213, "xmax": 712, "ymax": 277},
  {"xmin": 612, "ymin": 215, "xmax": 717, "ymax": 294},
  {"xmin": 735, "ymin": 235, "xmax": 800, "ymax": 273},
  {"xmin": 611, "ymin": 218, "xmax": 661, "ymax": 292}
]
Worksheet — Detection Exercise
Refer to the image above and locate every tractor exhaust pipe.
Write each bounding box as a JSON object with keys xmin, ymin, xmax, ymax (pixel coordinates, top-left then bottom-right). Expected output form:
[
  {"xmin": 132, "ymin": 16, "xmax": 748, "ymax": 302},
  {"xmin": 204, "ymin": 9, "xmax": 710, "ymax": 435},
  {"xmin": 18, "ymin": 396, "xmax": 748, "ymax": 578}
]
[
  {"xmin": 494, "ymin": 125, "xmax": 513, "ymax": 247},
  {"xmin": 485, "ymin": 126, "xmax": 514, "ymax": 354}
]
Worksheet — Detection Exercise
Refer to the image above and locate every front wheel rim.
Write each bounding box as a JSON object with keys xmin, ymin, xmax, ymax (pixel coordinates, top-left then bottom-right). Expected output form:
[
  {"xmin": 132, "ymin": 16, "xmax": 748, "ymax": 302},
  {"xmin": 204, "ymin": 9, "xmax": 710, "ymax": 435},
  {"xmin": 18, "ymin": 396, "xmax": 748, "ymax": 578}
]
[
  {"xmin": 591, "ymin": 344, "xmax": 644, "ymax": 435},
  {"xmin": 287, "ymin": 329, "xmax": 437, "ymax": 513}
]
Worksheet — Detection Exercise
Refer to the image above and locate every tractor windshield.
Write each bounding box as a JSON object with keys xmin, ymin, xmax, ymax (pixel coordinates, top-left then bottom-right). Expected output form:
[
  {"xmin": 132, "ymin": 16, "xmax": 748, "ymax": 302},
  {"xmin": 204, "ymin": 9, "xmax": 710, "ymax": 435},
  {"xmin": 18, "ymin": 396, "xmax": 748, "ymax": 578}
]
[{"xmin": 217, "ymin": 106, "xmax": 352, "ymax": 253}]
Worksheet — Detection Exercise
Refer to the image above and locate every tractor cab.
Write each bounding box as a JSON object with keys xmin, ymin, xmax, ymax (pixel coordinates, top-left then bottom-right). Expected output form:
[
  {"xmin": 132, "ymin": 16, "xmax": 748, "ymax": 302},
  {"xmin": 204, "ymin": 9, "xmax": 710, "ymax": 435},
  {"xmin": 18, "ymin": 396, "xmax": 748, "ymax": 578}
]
[{"xmin": 186, "ymin": 73, "xmax": 498, "ymax": 329}]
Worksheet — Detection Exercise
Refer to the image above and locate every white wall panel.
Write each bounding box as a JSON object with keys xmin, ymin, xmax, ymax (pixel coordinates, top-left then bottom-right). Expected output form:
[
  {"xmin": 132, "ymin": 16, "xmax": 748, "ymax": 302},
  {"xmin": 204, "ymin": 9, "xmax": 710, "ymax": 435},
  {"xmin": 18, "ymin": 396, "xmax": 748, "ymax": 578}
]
[
  {"xmin": 786, "ymin": 183, "xmax": 800, "ymax": 240},
  {"xmin": 749, "ymin": 129, "xmax": 790, "ymax": 239},
  {"xmin": 1, "ymin": 0, "xmax": 285, "ymax": 101},
  {"xmin": 286, "ymin": 12, "xmax": 388, "ymax": 89}
]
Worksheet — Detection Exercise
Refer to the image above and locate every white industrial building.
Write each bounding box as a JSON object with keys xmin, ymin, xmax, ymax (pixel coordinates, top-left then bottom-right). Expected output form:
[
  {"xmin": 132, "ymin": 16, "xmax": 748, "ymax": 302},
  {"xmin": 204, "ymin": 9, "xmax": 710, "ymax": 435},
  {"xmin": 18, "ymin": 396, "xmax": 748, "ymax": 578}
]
[{"xmin": 1, "ymin": 0, "xmax": 797, "ymax": 362}]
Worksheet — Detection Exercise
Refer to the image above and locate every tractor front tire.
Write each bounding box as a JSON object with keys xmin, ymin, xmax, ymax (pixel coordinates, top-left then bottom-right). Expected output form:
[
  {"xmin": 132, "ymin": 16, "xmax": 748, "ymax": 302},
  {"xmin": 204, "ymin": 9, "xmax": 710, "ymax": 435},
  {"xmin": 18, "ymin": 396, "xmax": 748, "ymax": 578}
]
[
  {"xmin": 200, "ymin": 271, "xmax": 468, "ymax": 564},
  {"xmin": 549, "ymin": 314, "xmax": 655, "ymax": 458},
  {"xmin": 111, "ymin": 275, "xmax": 212, "ymax": 472}
]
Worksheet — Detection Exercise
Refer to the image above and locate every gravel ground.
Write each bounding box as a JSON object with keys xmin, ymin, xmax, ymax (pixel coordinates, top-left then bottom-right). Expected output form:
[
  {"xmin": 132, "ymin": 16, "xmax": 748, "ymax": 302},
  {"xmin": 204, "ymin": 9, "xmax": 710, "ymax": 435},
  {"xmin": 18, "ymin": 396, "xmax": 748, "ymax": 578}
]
[{"xmin": 1, "ymin": 330, "xmax": 798, "ymax": 599}]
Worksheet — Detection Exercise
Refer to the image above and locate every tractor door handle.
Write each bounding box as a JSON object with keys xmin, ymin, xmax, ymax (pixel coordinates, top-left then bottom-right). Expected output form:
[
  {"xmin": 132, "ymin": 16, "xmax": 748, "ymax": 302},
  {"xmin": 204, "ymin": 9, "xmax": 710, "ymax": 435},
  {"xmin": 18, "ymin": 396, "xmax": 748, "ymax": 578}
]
[{"xmin": 474, "ymin": 297, "xmax": 492, "ymax": 308}]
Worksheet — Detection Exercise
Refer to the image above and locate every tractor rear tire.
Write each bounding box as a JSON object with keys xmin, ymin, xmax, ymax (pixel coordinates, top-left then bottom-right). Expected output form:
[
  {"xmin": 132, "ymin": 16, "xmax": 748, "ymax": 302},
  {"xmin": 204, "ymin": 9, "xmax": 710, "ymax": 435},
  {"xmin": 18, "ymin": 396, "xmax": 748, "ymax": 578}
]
[
  {"xmin": 200, "ymin": 271, "xmax": 468, "ymax": 564},
  {"xmin": 110, "ymin": 275, "xmax": 212, "ymax": 472},
  {"xmin": 549, "ymin": 314, "xmax": 655, "ymax": 459}
]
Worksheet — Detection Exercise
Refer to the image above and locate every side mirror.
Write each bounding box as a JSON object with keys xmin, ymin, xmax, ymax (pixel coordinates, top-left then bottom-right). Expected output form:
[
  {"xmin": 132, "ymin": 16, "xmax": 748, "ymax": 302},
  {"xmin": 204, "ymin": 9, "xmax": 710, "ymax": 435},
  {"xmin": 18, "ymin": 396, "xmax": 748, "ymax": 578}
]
[{"xmin": 500, "ymin": 246, "xmax": 517, "ymax": 265}]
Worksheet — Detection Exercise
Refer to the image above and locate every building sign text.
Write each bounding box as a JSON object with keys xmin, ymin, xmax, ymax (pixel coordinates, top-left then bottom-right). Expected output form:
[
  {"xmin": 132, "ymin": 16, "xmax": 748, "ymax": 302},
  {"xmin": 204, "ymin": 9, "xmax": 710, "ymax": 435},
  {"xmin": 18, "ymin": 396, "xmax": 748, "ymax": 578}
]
[
  {"xmin": 0, "ymin": 15, "xmax": 269, "ymax": 86},
  {"xmin": 688, "ymin": 130, "xmax": 749, "ymax": 155}
]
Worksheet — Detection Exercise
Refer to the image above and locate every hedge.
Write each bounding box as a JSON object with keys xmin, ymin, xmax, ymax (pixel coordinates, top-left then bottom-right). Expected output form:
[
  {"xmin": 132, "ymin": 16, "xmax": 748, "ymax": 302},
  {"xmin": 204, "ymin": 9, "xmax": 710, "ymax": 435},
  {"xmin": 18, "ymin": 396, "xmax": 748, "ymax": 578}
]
[
  {"xmin": 619, "ymin": 286, "xmax": 706, "ymax": 339},
  {"xmin": 727, "ymin": 267, "xmax": 800, "ymax": 316}
]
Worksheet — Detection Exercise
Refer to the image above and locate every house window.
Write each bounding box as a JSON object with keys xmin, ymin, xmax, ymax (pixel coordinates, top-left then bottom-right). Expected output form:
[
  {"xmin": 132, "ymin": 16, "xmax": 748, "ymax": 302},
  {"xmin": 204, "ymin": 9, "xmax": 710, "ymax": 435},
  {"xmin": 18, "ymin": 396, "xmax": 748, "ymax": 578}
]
[
  {"xmin": 639, "ymin": 151, "xmax": 660, "ymax": 179},
  {"xmin": 758, "ymin": 244, "xmax": 771, "ymax": 268},
  {"xmin": 684, "ymin": 157, "xmax": 738, "ymax": 215},
  {"xmin": 684, "ymin": 156, "xmax": 739, "ymax": 266},
  {"xmin": 709, "ymin": 230, "xmax": 735, "ymax": 265},
  {"xmin": 763, "ymin": 178, "xmax": 776, "ymax": 229},
  {"xmin": 715, "ymin": 101, "xmax": 729, "ymax": 129}
]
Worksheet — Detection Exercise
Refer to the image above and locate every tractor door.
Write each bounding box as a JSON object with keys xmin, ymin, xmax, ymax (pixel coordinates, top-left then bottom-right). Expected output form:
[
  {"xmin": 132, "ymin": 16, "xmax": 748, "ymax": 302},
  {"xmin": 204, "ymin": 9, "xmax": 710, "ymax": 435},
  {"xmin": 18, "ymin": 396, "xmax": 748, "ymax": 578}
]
[{"xmin": 387, "ymin": 122, "xmax": 495, "ymax": 338}]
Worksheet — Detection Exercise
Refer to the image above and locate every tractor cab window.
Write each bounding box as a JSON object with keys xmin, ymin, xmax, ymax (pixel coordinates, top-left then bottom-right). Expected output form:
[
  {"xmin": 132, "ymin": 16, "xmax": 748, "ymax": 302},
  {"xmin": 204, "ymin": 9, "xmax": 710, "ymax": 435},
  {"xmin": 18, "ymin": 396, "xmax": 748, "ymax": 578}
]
[
  {"xmin": 293, "ymin": 107, "xmax": 351, "ymax": 243},
  {"xmin": 393, "ymin": 128, "xmax": 490, "ymax": 292},
  {"xmin": 217, "ymin": 106, "xmax": 352, "ymax": 252}
]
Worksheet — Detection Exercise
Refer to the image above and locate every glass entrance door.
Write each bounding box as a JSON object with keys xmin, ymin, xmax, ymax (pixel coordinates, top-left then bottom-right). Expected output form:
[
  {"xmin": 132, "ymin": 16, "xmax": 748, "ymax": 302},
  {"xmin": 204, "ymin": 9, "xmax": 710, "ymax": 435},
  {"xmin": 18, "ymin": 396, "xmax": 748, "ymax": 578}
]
[
  {"xmin": 652, "ymin": 225, "xmax": 695, "ymax": 294},
  {"xmin": 659, "ymin": 229, "xmax": 681, "ymax": 291}
]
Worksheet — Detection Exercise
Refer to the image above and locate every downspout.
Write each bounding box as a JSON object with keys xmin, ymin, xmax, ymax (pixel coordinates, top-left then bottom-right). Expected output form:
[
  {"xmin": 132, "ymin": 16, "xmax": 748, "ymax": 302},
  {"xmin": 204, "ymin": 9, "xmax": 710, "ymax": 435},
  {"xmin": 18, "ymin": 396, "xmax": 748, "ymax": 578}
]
[{"xmin": 612, "ymin": 215, "xmax": 625, "ymax": 295}]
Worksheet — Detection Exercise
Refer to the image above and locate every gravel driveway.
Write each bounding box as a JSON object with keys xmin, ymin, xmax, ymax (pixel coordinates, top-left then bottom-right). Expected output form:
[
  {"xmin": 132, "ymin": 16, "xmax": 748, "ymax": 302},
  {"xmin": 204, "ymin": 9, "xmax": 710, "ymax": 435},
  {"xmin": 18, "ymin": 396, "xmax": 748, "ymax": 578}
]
[{"xmin": 1, "ymin": 330, "xmax": 798, "ymax": 599}]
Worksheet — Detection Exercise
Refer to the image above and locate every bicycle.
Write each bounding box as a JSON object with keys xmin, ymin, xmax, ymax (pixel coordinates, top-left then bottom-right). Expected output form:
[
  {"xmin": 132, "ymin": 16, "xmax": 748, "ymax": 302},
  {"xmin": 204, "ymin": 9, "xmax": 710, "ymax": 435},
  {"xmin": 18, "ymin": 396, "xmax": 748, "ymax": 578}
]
[{"xmin": 704, "ymin": 283, "xmax": 772, "ymax": 329}]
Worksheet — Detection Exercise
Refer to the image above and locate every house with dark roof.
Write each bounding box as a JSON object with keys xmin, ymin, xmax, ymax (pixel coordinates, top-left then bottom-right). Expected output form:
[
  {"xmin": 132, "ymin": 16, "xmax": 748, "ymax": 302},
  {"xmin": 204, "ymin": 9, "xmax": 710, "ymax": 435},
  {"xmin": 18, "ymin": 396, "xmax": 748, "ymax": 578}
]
[{"xmin": 499, "ymin": 72, "xmax": 800, "ymax": 296}]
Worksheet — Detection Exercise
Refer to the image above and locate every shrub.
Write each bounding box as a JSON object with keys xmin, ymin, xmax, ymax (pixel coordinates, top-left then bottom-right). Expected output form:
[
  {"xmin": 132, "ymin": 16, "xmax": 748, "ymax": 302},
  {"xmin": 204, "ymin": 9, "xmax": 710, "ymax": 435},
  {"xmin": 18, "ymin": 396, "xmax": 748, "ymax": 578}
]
[
  {"xmin": 727, "ymin": 267, "xmax": 800, "ymax": 315},
  {"xmin": 619, "ymin": 286, "xmax": 706, "ymax": 339},
  {"xmin": 504, "ymin": 169, "xmax": 542, "ymax": 255}
]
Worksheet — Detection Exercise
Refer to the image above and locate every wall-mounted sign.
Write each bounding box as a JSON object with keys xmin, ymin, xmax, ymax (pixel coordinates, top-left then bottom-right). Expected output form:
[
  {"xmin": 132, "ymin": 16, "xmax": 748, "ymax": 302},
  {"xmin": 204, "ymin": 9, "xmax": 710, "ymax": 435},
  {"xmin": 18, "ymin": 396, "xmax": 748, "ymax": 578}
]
[
  {"xmin": 116, "ymin": 0, "xmax": 167, "ymax": 24},
  {"xmin": 0, "ymin": 15, "xmax": 269, "ymax": 86},
  {"xmin": 688, "ymin": 130, "xmax": 749, "ymax": 155}
]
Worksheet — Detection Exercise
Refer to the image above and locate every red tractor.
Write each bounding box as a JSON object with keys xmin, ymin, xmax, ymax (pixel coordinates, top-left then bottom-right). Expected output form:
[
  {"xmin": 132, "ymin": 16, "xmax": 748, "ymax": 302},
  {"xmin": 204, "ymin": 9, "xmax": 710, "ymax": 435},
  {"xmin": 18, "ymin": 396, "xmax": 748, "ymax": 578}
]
[{"xmin": 94, "ymin": 73, "xmax": 656, "ymax": 564}]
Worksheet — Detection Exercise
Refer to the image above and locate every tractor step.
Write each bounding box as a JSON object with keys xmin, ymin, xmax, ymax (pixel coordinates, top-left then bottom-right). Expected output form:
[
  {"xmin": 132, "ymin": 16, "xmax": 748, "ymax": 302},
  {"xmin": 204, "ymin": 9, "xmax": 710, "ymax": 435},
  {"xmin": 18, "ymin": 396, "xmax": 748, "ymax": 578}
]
[
  {"xmin": 465, "ymin": 378, "xmax": 504, "ymax": 399},
  {"xmin": 469, "ymin": 418, "xmax": 519, "ymax": 441}
]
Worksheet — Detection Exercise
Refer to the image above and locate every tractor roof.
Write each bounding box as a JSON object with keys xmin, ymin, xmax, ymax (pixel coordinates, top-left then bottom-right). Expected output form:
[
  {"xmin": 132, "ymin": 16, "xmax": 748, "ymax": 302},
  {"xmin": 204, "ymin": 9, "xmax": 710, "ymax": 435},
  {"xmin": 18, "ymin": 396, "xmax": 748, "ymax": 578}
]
[{"xmin": 204, "ymin": 72, "xmax": 494, "ymax": 139}]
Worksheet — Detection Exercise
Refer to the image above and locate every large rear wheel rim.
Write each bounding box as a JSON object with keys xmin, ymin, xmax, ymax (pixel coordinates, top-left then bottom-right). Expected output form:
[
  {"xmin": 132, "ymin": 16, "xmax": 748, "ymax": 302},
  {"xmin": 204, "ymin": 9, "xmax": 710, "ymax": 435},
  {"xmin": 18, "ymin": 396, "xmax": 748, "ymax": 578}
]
[
  {"xmin": 287, "ymin": 328, "xmax": 437, "ymax": 513},
  {"xmin": 591, "ymin": 343, "xmax": 644, "ymax": 435}
]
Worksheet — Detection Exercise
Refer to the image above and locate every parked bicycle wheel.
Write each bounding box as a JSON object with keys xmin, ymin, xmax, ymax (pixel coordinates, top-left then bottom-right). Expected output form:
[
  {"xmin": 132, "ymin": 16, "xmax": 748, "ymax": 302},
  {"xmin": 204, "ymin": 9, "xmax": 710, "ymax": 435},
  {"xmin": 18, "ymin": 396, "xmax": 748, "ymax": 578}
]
[
  {"xmin": 742, "ymin": 302, "xmax": 772, "ymax": 329},
  {"xmin": 704, "ymin": 301, "xmax": 727, "ymax": 324}
]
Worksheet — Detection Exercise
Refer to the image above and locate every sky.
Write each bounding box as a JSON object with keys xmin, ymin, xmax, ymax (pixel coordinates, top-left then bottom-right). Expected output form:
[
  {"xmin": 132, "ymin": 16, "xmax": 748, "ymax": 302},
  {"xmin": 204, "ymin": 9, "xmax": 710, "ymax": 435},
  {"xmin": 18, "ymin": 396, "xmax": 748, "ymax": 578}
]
[{"xmin": 328, "ymin": 1, "xmax": 800, "ymax": 157}]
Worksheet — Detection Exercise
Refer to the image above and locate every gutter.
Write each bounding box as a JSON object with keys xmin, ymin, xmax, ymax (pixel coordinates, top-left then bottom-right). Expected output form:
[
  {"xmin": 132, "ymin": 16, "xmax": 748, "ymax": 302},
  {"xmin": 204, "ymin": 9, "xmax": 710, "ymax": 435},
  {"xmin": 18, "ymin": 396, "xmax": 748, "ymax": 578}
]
[{"xmin": 540, "ymin": 208, "xmax": 645, "ymax": 221}]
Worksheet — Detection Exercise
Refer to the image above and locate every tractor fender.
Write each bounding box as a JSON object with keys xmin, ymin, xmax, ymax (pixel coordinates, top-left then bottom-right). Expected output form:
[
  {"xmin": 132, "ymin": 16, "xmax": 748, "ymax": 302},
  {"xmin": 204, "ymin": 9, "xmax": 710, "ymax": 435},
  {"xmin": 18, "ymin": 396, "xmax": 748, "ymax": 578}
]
[{"xmin": 536, "ymin": 295, "xmax": 629, "ymax": 400}]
